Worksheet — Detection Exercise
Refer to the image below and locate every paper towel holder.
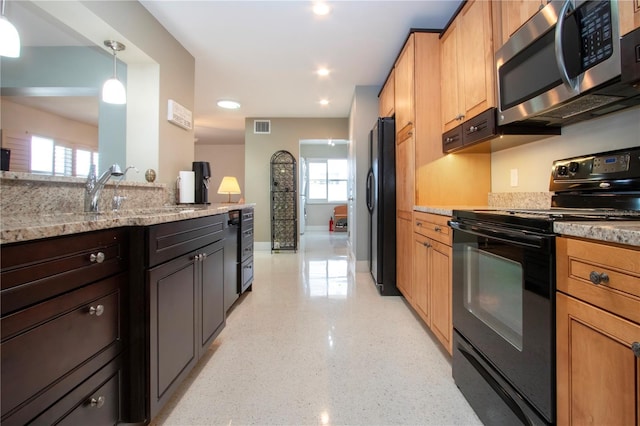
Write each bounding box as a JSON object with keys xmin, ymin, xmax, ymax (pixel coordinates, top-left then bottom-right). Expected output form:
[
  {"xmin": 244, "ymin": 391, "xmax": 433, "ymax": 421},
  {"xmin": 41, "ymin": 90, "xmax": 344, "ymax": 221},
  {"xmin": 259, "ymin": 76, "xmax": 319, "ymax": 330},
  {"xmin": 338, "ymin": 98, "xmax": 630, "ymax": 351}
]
[{"xmin": 217, "ymin": 176, "xmax": 241, "ymax": 203}]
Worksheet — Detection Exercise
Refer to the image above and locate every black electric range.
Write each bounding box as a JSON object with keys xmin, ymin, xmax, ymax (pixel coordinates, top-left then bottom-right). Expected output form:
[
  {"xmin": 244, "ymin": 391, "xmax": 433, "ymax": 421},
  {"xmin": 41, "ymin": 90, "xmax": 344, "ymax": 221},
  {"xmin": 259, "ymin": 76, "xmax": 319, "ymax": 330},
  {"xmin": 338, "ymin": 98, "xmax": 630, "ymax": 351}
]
[{"xmin": 454, "ymin": 146, "xmax": 640, "ymax": 233}]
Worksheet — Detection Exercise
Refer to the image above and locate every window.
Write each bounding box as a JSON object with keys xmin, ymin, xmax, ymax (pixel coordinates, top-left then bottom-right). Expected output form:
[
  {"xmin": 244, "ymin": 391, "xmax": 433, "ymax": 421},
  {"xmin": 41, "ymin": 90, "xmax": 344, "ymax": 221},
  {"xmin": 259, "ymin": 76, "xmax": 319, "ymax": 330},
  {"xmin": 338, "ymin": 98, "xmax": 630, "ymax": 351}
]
[
  {"xmin": 308, "ymin": 159, "xmax": 348, "ymax": 202},
  {"xmin": 30, "ymin": 135, "xmax": 98, "ymax": 177}
]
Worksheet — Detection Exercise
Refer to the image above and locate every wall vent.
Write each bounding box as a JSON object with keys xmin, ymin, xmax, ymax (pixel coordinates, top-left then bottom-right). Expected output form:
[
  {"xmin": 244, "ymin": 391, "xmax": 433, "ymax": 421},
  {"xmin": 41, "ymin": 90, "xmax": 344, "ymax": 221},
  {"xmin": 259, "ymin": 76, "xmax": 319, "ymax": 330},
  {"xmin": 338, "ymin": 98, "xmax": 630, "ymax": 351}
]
[{"xmin": 254, "ymin": 120, "xmax": 271, "ymax": 134}]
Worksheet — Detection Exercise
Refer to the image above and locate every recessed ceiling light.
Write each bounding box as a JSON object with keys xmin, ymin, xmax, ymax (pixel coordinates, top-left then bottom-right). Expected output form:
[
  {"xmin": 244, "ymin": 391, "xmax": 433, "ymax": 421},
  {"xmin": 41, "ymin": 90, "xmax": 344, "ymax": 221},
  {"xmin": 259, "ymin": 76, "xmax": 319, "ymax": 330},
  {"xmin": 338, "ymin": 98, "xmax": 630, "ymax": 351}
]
[
  {"xmin": 217, "ymin": 100, "xmax": 241, "ymax": 109},
  {"xmin": 313, "ymin": 2, "xmax": 331, "ymax": 16},
  {"xmin": 317, "ymin": 68, "xmax": 330, "ymax": 77},
  {"xmin": 319, "ymin": 99, "xmax": 329, "ymax": 106}
]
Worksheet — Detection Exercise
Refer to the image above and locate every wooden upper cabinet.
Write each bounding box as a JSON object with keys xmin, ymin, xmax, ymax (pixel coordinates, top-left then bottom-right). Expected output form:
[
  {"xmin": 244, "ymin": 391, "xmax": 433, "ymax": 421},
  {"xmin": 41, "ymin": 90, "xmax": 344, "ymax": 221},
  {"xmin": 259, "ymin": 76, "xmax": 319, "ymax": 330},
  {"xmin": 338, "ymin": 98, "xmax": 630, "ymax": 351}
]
[
  {"xmin": 379, "ymin": 68, "xmax": 395, "ymax": 118},
  {"xmin": 395, "ymin": 34, "xmax": 415, "ymax": 132},
  {"xmin": 441, "ymin": 0, "xmax": 495, "ymax": 132},
  {"xmin": 619, "ymin": 0, "xmax": 640, "ymax": 36},
  {"xmin": 496, "ymin": 1, "xmax": 544, "ymax": 47}
]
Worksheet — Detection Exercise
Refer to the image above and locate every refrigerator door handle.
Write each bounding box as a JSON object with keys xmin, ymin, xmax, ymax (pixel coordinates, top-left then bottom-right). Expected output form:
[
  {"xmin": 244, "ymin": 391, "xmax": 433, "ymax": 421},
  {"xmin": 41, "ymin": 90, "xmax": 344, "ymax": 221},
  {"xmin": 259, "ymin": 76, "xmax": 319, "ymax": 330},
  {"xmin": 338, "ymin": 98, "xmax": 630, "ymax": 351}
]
[{"xmin": 366, "ymin": 169, "xmax": 374, "ymax": 213}]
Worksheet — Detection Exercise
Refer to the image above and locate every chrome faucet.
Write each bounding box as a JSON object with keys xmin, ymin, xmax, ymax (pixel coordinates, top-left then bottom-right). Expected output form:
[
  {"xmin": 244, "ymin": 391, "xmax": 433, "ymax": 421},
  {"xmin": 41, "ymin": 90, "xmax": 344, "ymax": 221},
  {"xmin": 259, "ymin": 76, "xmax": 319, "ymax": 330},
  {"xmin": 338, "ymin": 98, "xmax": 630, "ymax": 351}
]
[
  {"xmin": 84, "ymin": 164, "xmax": 124, "ymax": 212},
  {"xmin": 112, "ymin": 166, "xmax": 139, "ymax": 211}
]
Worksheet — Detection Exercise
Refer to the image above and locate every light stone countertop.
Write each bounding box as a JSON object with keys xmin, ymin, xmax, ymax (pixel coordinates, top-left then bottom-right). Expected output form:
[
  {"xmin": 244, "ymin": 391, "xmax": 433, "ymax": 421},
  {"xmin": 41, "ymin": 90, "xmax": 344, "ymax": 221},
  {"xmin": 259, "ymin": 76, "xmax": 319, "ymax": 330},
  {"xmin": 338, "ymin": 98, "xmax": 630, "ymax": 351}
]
[
  {"xmin": 1, "ymin": 203, "xmax": 255, "ymax": 244},
  {"xmin": 554, "ymin": 221, "xmax": 640, "ymax": 247}
]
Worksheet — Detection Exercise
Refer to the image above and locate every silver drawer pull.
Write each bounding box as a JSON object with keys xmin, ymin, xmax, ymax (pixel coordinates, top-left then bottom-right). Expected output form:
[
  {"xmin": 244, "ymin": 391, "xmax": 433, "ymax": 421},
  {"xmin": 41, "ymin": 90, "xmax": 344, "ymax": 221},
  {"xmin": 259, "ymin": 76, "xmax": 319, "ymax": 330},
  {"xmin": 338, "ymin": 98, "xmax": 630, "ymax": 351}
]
[
  {"xmin": 89, "ymin": 305, "xmax": 105, "ymax": 316},
  {"xmin": 434, "ymin": 226, "xmax": 442, "ymax": 232},
  {"xmin": 90, "ymin": 396, "xmax": 105, "ymax": 408},
  {"xmin": 589, "ymin": 271, "xmax": 609, "ymax": 285},
  {"xmin": 422, "ymin": 242, "xmax": 431, "ymax": 248},
  {"xmin": 90, "ymin": 252, "xmax": 105, "ymax": 263},
  {"xmin": 632, "ymin": 342, "xmax": 640, "ymax": 358}
]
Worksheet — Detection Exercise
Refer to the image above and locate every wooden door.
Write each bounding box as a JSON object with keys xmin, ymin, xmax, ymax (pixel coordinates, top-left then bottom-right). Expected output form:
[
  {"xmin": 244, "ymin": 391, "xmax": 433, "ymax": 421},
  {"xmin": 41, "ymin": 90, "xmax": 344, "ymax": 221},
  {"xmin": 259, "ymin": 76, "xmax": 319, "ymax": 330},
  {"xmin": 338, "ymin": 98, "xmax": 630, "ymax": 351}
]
[
  {"xmin": 620, "ymin": 0, "xmax": 640, "ymax": 36},
  {"xmin": 429, "ymin": 240, "xmax": 452, "ymax": 354},
  {"xmin": 379, "ymin": 68, "xmax": 395, "ymax": 118},
  {"xmin": 396, "ymin": 217, "xmax": 413, "ymax": 302},
  {"xmin": 148, "ymin": 254, "xmax": 197, "ymax": 418},
  {"xmin": 440, "ymin": 21, "xmax": 462, "ymax": 132},
  {"xmin": 200, "ymin": 240, "xmax": 225, "ymax": 352},
  {"xmin": 459, "ymin": 0, "xmax": 495, "ymax": 120},
  {"xmin": 394, "ymin": 34, "xmax": 415, "ymax": 131},
  {"xmin": 557, "ymin": 293, "xmax": 640, "ymax": 425},
  {"xmin": 413, "ymin": 233, "xmax": 430, "ymax": 325},
  {"xmin": 499, "ymin": 1, "xmax": 543, "ymax": 45}
]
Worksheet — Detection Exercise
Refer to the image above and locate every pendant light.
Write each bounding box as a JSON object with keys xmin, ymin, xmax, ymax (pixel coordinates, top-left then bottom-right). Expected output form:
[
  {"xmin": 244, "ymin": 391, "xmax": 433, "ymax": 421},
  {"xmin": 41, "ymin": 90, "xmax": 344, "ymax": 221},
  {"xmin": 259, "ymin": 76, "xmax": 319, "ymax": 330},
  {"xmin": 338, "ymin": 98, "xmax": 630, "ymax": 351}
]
[
  {"xmin": 0, "ymin": 0, "xmax": 20, "ymax": 58},
  {"xmin": 102, "ymin": 40, "xmax": 126, "ymax": 105}
]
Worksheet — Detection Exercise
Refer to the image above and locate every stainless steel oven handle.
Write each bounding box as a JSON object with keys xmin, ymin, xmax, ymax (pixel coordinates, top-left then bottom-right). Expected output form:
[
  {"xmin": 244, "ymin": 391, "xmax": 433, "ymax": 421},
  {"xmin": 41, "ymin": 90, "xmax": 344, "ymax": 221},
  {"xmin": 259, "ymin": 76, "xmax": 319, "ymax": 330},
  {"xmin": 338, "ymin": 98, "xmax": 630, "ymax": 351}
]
[
  {"xmin": 555, "ymin": 0, "xmax": 579, "ymax": 92},
  {"xmin": 449, "ymin": 220, "xmax": 548, "ymax": 249}
]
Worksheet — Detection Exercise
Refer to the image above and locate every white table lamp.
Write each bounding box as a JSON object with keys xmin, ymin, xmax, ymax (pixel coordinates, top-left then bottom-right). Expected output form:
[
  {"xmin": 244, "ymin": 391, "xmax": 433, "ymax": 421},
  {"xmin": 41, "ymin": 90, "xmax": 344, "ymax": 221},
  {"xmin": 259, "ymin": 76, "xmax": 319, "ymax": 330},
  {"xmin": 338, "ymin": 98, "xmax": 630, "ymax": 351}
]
[{"xmin": 217, "ymin": 176, "xmax": 241, "ymax": 203}]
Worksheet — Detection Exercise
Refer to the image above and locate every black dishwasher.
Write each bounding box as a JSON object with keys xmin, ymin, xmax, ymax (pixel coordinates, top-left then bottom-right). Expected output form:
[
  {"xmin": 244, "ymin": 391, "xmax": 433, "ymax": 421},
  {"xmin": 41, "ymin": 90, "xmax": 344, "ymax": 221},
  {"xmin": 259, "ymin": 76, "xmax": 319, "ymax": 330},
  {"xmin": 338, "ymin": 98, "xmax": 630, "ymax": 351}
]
[{"xmin": 224, "ymin": 210, "xmax": 240, "ymax": 312}]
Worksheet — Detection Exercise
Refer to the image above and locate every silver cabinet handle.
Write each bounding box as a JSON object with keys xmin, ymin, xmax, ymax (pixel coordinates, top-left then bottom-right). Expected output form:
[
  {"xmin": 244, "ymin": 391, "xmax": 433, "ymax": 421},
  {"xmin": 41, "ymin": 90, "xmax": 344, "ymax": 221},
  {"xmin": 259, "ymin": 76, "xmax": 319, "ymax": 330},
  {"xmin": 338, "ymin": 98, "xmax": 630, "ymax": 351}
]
[
  {"xmin": 201, "ymin": 253, "xmax": 207, "ymax": 259},
  {"xmin": 194, "ymin": 254, "xmax": 202, "ymax": 261},
  {"xmin": 434, "ymin": 226, "xmax": 442, "ymax": 232},
  {"xmin": 90, "ymin": 396, "xmax": 105, "ymax": 408},
  {"xmin": 90, "ymin": 252, "xmax": 105, "ymax": 263},
  {"xmin": 89, "ymin": 304, "xmax": 104, "ymax": 316},
  {"xmin": 589, "ymin": 271, "xmax": 609, "ymax": 285},
  {"xmin": 468, "ymin": 125, "xmax": 478, "ymax": 133},
  {"xmin": 416, "ymin": 222, "xmax": 423, "ymax": 226},
  {"xmin": 455, "ymin": 114, "xmax": 465, "ymax": 121},
  {"xmin": 422, "ymin": 241, "xmax": 431, "ymax": 248},
  {"xmin": 445, "ymin": 137, "xmax": 453, "ymax": 143},
  {"xmin": 632, "ymin": 342, "xmax": 640, "ymax": 358}
]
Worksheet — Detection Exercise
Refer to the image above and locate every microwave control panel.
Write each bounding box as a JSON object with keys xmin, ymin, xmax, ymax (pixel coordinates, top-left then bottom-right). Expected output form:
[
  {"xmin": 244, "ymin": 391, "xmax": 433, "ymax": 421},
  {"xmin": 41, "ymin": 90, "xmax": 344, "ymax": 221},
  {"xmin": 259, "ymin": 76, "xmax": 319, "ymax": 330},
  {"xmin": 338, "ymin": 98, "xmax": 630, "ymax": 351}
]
[{"xmin": 577, "ymin": 0, "xmax": 614, "ymax": 70}]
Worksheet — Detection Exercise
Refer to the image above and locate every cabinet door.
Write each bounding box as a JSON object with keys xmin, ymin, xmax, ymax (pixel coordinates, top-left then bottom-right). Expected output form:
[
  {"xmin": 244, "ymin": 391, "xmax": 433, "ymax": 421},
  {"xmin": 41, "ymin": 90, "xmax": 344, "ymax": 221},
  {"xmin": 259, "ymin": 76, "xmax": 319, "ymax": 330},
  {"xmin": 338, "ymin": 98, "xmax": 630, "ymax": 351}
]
[
  {"xmin": 429, "ymin": 240, "xmax": 452, "ymax": 354},
  {"xmin": 395, "ymin": 129, "xmax": 415, "ymax": 215},
  {"xmin": 148, "ymin": 255, "xmax": 197, "ymax": 418},
  {"xmin": 440, "ymin": 21, "xmax": 462, "ymax": 132},
  {"xmin": 200, "ymin": 240, "xmax": 225, "ymax": 351},
  {"xmin": 499, "ymin": 1, "xmax": 543, "ymax": 45},
  {"xmin": 413, "ymin": 233, "xmax": 430, "ymax": 325},
  {"xmin": 396, "ymin": 217, "xmax": 414, "ymax": 302},
  {"xmin": 459, "ymin": 0, "xmax": 495, "ymax": 121},
  {"xmin": 395, "ymin": 34, "xmax": 415, "ymax": 131},
  {"xmin": 379, "ymin": 68, "xmax": 395, "ymax": 118},
  {"xmin": 557, "ymin": 293, "xmax": 640, "ymax": 426},
  {"xmin": 620, "ymin": 0, "xmax": 640, "ymax": 36}
]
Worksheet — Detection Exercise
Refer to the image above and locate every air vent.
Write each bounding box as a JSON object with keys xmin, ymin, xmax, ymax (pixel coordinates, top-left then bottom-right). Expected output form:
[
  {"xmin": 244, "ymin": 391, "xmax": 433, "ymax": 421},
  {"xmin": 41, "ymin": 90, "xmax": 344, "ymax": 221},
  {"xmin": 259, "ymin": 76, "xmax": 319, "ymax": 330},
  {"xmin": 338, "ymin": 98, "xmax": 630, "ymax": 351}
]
[{"xmin": 254, "ymin": 120, "xmax": 271, "ymax": 134}]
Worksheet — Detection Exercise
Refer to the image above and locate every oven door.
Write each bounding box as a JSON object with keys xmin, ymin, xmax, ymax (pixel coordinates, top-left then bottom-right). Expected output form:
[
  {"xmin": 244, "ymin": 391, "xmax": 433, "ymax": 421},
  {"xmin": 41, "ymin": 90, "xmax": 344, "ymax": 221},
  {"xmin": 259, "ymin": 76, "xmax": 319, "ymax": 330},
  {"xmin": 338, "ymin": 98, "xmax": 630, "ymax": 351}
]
[{"xmin": 450, "ymin": 219, "xmax": 555, "ymax": 423}]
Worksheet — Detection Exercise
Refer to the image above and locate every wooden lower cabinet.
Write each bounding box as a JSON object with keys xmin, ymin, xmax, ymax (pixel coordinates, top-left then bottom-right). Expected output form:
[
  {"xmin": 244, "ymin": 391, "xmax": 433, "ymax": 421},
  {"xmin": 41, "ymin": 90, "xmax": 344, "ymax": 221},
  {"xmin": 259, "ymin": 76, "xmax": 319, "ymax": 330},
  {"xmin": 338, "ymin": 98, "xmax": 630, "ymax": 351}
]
[
  {"xmin": 556, "ymin": 236, "xmax": 640, "ymax": 425},
  {"xmin": 411, "ymin": 212, "xmax": 452, "ymax": 354},
  {"xmin": 396, "ymin": 215, "xmax": 414, "ymax": 303},
  {"xmin": 556, "ymin": 293, "xmax": 640, "ymax": 425}
]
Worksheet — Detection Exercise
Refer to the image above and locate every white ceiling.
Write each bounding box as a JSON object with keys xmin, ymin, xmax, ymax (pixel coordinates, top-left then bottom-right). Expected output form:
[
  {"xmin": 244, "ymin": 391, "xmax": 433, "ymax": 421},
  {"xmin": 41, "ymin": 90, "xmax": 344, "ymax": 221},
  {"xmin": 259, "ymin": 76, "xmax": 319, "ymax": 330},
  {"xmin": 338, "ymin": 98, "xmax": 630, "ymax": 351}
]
[
  {"xmin": 139, "ymin": 1, "xmax": 463, "ymax": 145},
  {"xmin": 6, "ymin": 1, "xmax": 463, "ymax": 145}
]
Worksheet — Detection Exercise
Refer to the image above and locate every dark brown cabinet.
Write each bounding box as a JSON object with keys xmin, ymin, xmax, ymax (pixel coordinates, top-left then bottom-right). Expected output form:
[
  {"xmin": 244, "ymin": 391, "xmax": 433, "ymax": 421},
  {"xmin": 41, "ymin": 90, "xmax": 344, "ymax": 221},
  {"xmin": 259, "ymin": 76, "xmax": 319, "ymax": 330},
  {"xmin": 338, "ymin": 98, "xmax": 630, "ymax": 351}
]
[
  {"xmin": 0, "ymin": 229, "xmax": 128, "ymax": 426},
  {"xmin": 145, "ymin": 214, "xmax": 226, "ymax": 419},
  {"xmin": 240, "ymin": 207, "xmax": 254, "ymax": 293}
]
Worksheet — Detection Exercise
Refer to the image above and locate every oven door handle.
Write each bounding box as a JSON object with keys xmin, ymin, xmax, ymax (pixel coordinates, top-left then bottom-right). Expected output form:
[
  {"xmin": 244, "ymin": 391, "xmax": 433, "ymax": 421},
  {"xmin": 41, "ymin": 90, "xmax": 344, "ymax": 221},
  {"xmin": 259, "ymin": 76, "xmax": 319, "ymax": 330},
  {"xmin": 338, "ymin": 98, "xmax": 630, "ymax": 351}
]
[{"xmin": 449, "ymin": 220, "xmax": 549, "ymax": 249}]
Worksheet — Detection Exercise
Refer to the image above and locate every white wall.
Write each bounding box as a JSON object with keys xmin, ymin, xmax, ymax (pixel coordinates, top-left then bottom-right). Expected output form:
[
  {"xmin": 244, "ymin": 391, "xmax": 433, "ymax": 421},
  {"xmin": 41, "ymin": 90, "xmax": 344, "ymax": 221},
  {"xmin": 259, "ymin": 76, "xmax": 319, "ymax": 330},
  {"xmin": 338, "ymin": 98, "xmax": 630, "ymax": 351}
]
[
  {"xmin": 492, "ymin": 107, "xmax": 640, "ymax": 192},
  {"xmin": 195, "ymin": 144, "xmax": 245, "ymax": 203},
  {"xmin": 244, "ymin": 118, "xmax": 349, "ymax": 245},
  {"xmin": 348, "ymin": 86, "xmax": 380, "ymax": 270}
]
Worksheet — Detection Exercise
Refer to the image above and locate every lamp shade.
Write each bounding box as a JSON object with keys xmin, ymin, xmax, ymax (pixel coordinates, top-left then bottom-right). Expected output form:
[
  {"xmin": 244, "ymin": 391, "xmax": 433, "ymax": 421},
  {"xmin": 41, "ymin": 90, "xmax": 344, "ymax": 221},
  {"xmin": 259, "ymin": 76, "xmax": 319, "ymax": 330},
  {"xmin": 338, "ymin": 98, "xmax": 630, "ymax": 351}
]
[
  {"xmin": 102, "ymin": 77, "xmax": 126, "ymax": 104},
  {"xmin": 0, "ymin": 15, "xmax": 20, "ymax": 58},
  {"xmin": 217, "ymin": 176, "xmax": 241, "ymax": 202}
]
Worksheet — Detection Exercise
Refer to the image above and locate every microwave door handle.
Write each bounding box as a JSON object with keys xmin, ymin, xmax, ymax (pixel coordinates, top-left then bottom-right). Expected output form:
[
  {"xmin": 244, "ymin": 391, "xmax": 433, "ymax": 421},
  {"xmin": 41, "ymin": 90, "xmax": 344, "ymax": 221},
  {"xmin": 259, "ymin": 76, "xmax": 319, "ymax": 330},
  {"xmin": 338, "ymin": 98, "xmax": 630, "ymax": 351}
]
[{"xmin": 555, "ymin": 0, "xmax": 579, "ymax": 92}]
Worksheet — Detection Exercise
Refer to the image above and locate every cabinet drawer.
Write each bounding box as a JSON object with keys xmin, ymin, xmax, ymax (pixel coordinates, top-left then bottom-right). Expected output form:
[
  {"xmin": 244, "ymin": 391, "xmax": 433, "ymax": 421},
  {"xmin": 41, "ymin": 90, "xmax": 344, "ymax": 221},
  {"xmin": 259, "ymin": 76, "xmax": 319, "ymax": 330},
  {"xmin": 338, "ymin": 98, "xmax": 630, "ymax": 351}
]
[
  {"xmin": 1, "ymin": 274, "xmax": 122, "ymax": 422},
  {"xmin": 442, "ymin": 125, "xmax": 463, "ymax": 152},
  {"xmin": 557, "ymin": 237, "xmax": 640, "ymax": 323},
  {"xmin": 242, "ymin": 208, "xmax": 254, "ymax": 229},
  {"xmin": 147, "ymin": 214, "xmax": 224, "ymax": 267},
  {"xmin": 1, "ymin": 228, "xmax": 128, "ymax": 315},
  {"xmin": 30, "ymin": 359, "xmax": 121, "ymax": 426},
  {"xmin": 240, "ymin": 256, "xmax": 254, "ymax": 292},
  {"xmin": 414, "ymin": 212, "xmax": 451, "ymax": 245}
]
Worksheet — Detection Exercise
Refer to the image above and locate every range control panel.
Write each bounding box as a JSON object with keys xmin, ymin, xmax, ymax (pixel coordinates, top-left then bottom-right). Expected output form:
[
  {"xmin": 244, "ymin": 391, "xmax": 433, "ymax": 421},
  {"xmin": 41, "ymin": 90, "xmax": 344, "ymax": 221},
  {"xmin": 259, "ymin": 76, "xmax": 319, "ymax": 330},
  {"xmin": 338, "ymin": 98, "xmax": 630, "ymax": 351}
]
[{"xmin": 550, "ymin": 147, "xmax": 640, "ymax": 192}]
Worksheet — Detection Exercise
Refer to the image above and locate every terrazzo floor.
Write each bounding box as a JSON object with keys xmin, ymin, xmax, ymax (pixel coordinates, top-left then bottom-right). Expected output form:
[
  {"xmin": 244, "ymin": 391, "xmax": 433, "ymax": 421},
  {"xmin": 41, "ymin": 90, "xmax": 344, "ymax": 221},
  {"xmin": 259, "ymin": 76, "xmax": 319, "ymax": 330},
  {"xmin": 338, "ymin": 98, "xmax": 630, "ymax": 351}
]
[{"xmin": 151, "ymin": 230, "xmax": 482, "ymax": 426}]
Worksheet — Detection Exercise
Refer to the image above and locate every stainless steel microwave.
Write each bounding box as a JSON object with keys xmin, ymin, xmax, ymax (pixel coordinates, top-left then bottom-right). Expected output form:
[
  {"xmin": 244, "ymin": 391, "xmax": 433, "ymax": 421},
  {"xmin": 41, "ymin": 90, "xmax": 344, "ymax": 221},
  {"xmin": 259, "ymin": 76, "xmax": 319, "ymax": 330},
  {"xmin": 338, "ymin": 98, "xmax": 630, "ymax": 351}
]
[{"xmin": 495, "ymin": 0, "xmax": 638, "ymax": 127}]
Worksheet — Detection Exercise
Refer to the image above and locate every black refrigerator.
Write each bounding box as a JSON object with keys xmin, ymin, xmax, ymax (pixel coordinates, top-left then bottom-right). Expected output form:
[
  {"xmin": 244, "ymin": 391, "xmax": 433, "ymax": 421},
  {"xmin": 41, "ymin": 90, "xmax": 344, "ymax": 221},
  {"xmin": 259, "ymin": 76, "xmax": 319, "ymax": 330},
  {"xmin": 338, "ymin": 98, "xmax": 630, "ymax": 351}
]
[{"xmin": 366, "ymin": 117, "xmax": 399, "ymax": 296}]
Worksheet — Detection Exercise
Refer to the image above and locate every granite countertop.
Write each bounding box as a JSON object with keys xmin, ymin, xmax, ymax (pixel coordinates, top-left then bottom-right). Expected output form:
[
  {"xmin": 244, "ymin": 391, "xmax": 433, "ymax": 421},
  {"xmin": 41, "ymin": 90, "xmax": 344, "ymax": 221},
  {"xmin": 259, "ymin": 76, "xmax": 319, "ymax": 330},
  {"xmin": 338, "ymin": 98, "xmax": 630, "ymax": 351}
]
[
  {"xmin": 554, "ymin": 221, "xmax": 640, "ymax": 247},
  {"xmin": 1, "ymin": 203, "xmax": 255, "ymax": 244},
  {"xmin": 414, "ymin": 205, "xmax": 489, "ymax": 216}
]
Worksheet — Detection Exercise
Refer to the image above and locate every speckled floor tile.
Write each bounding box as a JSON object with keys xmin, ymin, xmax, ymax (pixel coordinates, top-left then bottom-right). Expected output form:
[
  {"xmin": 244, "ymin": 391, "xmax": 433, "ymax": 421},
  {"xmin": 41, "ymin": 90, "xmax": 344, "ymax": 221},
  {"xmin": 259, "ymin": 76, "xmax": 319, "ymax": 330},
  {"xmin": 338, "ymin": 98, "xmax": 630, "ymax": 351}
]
[{"xmin": 151, "ymin": 231, "xmax": 482, "ymax": 426}]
